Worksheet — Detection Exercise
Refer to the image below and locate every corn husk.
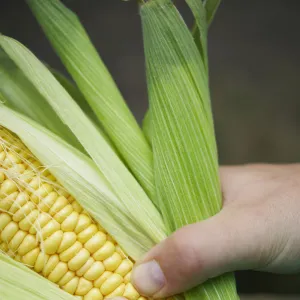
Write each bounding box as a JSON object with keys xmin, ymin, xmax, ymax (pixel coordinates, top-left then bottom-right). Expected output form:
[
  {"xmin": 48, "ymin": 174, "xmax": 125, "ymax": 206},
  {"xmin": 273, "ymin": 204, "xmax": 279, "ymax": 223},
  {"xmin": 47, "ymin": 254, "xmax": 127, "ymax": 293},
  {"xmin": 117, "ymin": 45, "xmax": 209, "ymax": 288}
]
[
  {"xmin": 27, "ymin": 0, "xmax": 155, "ymax": 199},
  {"xmin": 141, "ymin": 0, "xmax": 238, "ymax": 299}
]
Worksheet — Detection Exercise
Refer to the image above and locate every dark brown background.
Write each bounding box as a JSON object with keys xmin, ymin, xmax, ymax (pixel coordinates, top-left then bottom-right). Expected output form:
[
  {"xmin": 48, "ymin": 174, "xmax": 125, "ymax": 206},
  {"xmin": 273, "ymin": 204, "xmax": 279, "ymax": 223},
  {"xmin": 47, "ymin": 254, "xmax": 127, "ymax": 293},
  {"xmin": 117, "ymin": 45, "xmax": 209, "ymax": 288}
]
[{"xmin": 1, "ymin": 0, "xmax": 300, "ymax": 297}]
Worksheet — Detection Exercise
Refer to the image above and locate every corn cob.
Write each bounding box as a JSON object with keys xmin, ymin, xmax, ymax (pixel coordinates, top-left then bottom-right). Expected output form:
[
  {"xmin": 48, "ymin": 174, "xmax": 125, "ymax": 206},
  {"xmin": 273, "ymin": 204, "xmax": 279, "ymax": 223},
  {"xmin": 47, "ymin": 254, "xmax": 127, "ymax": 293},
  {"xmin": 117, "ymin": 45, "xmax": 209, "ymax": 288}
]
[{"xmin": 0, "ymin": 126, "xmax": 145, "ymax": 300}]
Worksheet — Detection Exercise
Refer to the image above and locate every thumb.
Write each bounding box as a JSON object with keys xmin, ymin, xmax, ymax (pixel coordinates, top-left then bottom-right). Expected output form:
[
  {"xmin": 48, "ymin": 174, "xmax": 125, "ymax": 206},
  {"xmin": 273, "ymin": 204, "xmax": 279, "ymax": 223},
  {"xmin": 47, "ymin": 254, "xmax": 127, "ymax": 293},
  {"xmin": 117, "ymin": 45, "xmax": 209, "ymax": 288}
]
[{"xmin": 131, "ymin": 206, "xmax": 266, "ymax": 298}]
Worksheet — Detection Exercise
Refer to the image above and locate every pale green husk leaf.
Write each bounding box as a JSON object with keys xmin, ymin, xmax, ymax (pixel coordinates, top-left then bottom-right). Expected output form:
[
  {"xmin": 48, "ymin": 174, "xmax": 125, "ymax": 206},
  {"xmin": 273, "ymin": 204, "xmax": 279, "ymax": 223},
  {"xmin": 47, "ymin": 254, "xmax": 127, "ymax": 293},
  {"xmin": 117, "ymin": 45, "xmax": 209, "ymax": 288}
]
[
  {"xmin": 50, "ymin": 67, "xmax": 99, "ymax": 125},
  {"xmin": 141, "ymin": 0, "xmax": 238, "ymax": 299},
  {"xmin": 0, "ymin": 50, "xmax": 81, "ymax": 150},
  {"xmin": 0, "ymin": 35, "xmax": 166, "ymax": 248},
  {"xmin": 27, "ymin": 0, "xmax": 155, "ymax": 199},
  {"xmin": 50, "ymin": 67, "xmax": 117, "ymax": 151}
]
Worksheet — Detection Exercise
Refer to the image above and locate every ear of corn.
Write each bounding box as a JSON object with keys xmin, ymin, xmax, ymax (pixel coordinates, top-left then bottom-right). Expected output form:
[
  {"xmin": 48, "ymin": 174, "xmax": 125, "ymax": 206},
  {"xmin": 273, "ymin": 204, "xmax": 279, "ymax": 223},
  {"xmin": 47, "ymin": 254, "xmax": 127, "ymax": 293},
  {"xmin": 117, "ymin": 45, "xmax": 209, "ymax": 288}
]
[
  {"xmin": 26, "ymin": 0, "xmax": 155, "ymax": 200},
  {"xmin": 0, "ymin": 50, "xmax": 81, "ymax": 150},
  {"xmin": 141, "ymin": 0, "xmax": 238, "ymax": 299},
  {"xmin": 0, "ymin": 123, "xmax": 145, "ymax": 300}
]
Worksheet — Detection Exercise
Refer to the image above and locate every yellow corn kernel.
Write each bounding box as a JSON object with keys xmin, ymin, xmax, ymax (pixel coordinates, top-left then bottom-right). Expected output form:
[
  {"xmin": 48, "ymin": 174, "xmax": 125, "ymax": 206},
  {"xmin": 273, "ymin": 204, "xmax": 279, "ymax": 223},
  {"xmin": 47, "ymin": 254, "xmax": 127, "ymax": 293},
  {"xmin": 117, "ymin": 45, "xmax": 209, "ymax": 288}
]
[
  {"xmin": 49, "ymin": 196, "xmax": 69, "ymax": 216},
  {"xmin": 75, "ymin": 277, "xmax": 93, "ymax": 296},
  {"xmin": 1, "ymin": 221, "xmax": 19, "ymax": 243},
  {"xmin": 9, "ymin": 192, "xmax": 29, "ymax": 214},
  {"xmin": 124, "ymin": 283, "xmax": 140, "ymax": 300},
  {"xmin": 29, "ymin": 212, "xmax": 51, "ymax": 234},
  {"xmin": 38, "ymin": 192, "xmax": 58, "ymax": 213},
  {"xmin": 84, "ymin": 288, "xmax": 103, "ymax": 300},
  {"xmin": 60, "ymin": 241, "xmax": 82, "ymax": 262},
  {"xmin": 76, "ymin": 257, "xmax": 94, "ymax": 277},
  {"xmin": 41, "ymin": 219, "xmax": 60, "ymax": 239},
  {"xmin": 74, "ymin": 214, "xmax": 91, "ymax": 234},
  {"xmin": 71, "ymin": 201, "xmax": 83, "ymax": 213},
  {"xmin": 68, "ymin": 248, "xmax": 90, "ymax": 271},
  {"xmin": 84, "ymin": 231, "xmax": 106, "ymax": 254},
  {"xmin": 43, "ymin": 254, "xmax": 60, "ymax": 277},
  {"xmin": 58, "ymin": 271, "xmax": 76, "ymax": 286},
  {"xmin": 44, "ymin": 230, "xmax": 64, "ymax": 254},
  {"xmin": 83, "ymin": 261, "xmax": 105, "ymax": 280},
  {"xmin": 7, "ymin": 163, "xmax": 26, "ymax": 176},
  {"xmin": 8, "ymin": 229, "xmax": 27, "ymax": 251},
  {"xmin": 57, "ymin": 232, "xmax": 77, "ymax": 253},
  {"xmin": 100, "ymin": 273, "xmax": 123, "ymax": 296},
  {"xmin": 31, "ymin": 183, "xmax": 53, "ymax": 204},
  {"xmin": 0, "ymin": 191, "xmax": 18, "ymax": 211},
  {"xmin": 48, "ymin": 262, "xmax": 68, "ymax": 283},
  {"xmin": 94, "ymin": 271, "xmax": 113, "ymax": 289},
  {"xmin": 105, "ymin": 283, "xmax": 126, "ymax": 299},
  {"xmin": 13, "ymin": 202, "xmax": 35, "ymax": 222},
  {"xmin": 0, "ymin": 179, "xmax": 18, "ymax": 198},
  {"xmin": 19, "ymin": 209, "xmax": 39, "ymax": 231},
  {"xmin": 34, "ymin": 252, "xmax": 49, "ymax": 273},
  {"xmin": 0, "ymin": 242, "xmax": 9, "ymax": 252},
  {"xmin": 3, "ymin": 152, "xmax": 21, "ymax": 166},
  {"xmin": 124, "ymin": 272, "xmax": 132, "ymax": 284},
  {"xmin": 103, "ymin": 252, "xmax": 122, "ymax": 272},
  {"xmin": 77, "ymin": 224, "xmax": 98, "ymax": 244},
  {"xmin": 0, "ymin": 213, "xmax": 12, "ymax": 230},
  {"xmin": 22, "ymin": 247, "xmax": 40, "ymax": 267},
  {"xmin": 61, "ymin": 211, "xmax": 79, "ymax": 232},
  {"xmin": 0, "ymin": 172, "xmax": 5, "ymax": 184},
  {"xmin": 18, "ymin": 234, "xmax": 38, "ymax": 256},
  {"xmin": 115, "ymin": 259, "xmax": 133, "ymax": 276},
  {"xmin": 63, "ymin": 276, "xmax": 79, "ymax": 295},
  {"xmin": 54, "ymin": 204, "xmax": 73, "ymax": 223},
  {"xmin": 93, "ymin": 241, "xmax": 115, "ymax": 261},
  {"xmin": 27, "ymin": 177, "xmax": 42, "ymax": 194}
]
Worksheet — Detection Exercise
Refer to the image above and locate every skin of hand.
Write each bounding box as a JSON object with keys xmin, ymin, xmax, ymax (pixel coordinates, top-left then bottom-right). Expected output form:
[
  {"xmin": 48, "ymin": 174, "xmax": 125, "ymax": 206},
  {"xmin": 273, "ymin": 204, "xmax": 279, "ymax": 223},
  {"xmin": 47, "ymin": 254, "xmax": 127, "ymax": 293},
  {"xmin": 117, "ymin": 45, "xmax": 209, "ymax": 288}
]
[{"xmin": 114, "ymin": 164, "xmax": 300, "ymax": 299}]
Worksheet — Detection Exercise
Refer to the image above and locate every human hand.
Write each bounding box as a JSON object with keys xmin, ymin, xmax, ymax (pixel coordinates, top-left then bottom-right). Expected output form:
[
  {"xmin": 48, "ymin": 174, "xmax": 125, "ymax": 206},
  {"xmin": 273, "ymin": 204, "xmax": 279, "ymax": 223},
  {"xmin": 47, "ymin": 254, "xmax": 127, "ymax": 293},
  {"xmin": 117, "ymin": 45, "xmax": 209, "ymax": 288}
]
[{"xmin": 128, "ymin": 164, "xmax": 300, "ymax": 298}]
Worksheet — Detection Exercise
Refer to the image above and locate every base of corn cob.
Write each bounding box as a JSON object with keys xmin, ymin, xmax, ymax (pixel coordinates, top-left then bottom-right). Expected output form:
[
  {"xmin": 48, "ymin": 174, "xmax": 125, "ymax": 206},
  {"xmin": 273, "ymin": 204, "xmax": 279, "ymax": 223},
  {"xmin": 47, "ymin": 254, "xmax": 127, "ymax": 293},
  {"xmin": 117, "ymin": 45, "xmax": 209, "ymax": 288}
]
[{"xmin": 0, "ymin": 126, "xmax": 145, "ymax": 300}]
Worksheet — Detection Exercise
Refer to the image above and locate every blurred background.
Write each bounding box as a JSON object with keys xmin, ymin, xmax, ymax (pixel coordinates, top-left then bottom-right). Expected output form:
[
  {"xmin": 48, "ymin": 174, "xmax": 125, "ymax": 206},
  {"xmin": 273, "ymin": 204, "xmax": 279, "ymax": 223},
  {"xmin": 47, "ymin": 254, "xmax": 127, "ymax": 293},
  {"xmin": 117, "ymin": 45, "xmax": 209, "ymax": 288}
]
[{"xmin": 1, "ymin": 0, "xmax": 300, "ymax": 299}]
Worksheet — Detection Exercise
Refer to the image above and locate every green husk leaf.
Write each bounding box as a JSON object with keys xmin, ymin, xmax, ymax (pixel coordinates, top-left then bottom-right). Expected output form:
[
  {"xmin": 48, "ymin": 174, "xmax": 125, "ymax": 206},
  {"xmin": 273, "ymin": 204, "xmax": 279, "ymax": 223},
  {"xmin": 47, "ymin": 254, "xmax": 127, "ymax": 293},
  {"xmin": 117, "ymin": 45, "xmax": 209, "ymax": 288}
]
[
  {"xmin": 50, "ymin": 67, "xmax": 98, "ymax": 125},
  {"xmin": 141, "ymin": 0, "xmax": 238, "ymax": 299},
  {"xmin": 142, "ymin": 109, "xmax": 152, "ymax": 145},
  {"xmin": 205, "ymin": 0, "xmax": 221, "ymax": 26},
  {"xmin": 0, "ymin": 253, "xmax": 75, "ymax": 300},
  {"xmin": 0, "ymin": 105, "xmax": 166, "ymax": 258},
  {"xmin": 50, "ymin": 67, "xmax": 118, "ymax": 151},
  {"xmin": 0, "ymin": 35, "xmax": 166, "ymax": 253},
  {"xmin": 27, "ymin": 0, "xmax": 155, "ymax": 199},
  {"xmin": 0, "ymin": 50, "xmax": 81, "ymax": 150},
  {"xmin": 192, "ymin": 0, "xmax": 221, "ymax": 62},
  {"xmin": 186, "ymin": 0, "xmax": 208, "ymax": 72}
]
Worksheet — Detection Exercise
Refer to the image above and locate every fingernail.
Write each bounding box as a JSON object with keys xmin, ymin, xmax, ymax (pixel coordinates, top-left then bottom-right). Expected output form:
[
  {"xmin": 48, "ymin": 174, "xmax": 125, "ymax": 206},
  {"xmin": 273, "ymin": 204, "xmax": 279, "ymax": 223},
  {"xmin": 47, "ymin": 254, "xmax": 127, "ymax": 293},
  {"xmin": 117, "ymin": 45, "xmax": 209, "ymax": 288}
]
[{"xmin": 132, "ymin": 260, "xmax": 166, "ymax": 295}]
